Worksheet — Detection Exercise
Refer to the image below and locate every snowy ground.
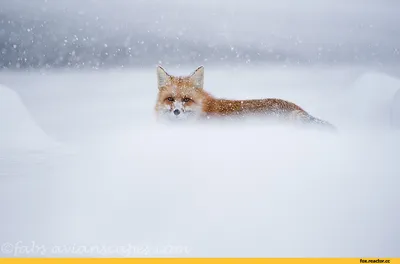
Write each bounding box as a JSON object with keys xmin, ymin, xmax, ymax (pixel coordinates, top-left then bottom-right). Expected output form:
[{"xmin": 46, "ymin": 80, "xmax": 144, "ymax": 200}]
[{"xmin": 0, "ymin": 65, "xmax": 400, "ymax": 257}]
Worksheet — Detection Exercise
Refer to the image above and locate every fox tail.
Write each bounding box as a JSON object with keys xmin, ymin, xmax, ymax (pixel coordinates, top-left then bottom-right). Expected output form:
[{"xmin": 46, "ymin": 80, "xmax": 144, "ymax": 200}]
[{"xmin": 295, "ymin": 110, "xmax": 337, "ymax": 132}]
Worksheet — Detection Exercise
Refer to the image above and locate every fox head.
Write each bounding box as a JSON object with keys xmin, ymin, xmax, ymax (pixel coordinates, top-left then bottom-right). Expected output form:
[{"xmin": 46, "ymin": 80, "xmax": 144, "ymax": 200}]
[{"xmin": 155, "ymin": 65, "xmax": 208, "ymax": 121}]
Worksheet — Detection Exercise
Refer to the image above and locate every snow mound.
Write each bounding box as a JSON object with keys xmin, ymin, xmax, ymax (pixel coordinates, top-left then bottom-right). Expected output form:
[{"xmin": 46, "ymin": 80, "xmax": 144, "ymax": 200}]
[
  {"xmin": 391, "ymin": 88, "xmax": 400, "ymax": 128},
  {"xmin": 339, "ymin": 72, "xmax": 400, "ymax": 128},
  {"xmin": 0, "ymin": 84, "xmax": 58, "ymax": 151}
]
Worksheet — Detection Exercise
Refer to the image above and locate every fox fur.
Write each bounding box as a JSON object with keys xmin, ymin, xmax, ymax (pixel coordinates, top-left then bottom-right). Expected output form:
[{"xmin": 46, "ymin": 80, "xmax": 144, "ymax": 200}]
[{"xmin": 154, "ymin": 65, "xmax": 335, "ymax": 130}]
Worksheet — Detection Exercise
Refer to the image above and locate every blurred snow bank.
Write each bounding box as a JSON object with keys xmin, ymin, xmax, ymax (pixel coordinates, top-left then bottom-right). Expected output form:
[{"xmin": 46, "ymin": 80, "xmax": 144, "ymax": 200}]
[
  {"xmin": 0, "ymin": 84, "xmax": 60, "ymax": 152},
  {"xmin": 391, "ymin": 88, "xmax": 400, "ymax": 128},
  {"xmin": 336, "ymin": 72, "xmax": 400, "ymax": 128}
]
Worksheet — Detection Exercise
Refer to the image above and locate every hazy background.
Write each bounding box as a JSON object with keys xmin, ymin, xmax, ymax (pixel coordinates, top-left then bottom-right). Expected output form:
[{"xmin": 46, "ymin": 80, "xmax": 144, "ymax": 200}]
[
  {"xmin": 1, "ymin": 0, "xmax": 400, "ymax": 258},
  {"xmin": 1, "ymin": 0, "xmax": 400, "ymax": 72}
]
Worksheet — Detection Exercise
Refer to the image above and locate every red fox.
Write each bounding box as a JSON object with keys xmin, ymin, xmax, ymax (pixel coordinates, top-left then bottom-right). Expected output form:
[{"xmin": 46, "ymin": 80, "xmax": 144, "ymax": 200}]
[{"xmin": 155, "ymin": 65, "xmax": 335, "ymax": 130}]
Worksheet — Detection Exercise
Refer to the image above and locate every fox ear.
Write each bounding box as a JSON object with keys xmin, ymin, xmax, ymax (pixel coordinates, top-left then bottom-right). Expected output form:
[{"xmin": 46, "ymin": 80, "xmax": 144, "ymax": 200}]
[
  {"xmin": 157, "ymin": 65, "xmax": 170, "ymax": 89},
  {"xmin": 189, "ymin": 66, "xmax": 204, "ymax": 89}
]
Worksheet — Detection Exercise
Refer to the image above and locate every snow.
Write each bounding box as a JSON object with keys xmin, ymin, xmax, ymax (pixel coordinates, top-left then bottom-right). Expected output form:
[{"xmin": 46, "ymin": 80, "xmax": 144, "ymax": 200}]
[
  {"xmin": 2, "ymin": 0, "xmax": 400, "ymax": 69},
  {"xmin": 0, "ymin": 66, "xmax": 399, "ymax": 257},
  {"xmin": 336, "ymin": 72, "xmax": 400, "ymax": 128},
  {"xmin": 0, "ymin": 84, "xmax": 58, "ymax": 151},
  {"xmin": 391, "ymin": 89, "xmax": 400, "ymax": 128}
]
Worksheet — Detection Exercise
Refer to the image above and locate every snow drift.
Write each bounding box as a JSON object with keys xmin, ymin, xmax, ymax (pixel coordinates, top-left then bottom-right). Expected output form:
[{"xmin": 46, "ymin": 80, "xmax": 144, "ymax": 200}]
[
  {"xmin": 391, "ymin": 89, "xmax": 400, "ymax": 128},
  {"xmin": 334, "ymin": 72, "xmax": 400, "ymax": 128},
  {"xmin": 0, "ymin": 68, "xmax": 399, "ymax": 258},
  {"xmin": 0, "ymin": 84, "xmax": 58, "ymax": 151}
]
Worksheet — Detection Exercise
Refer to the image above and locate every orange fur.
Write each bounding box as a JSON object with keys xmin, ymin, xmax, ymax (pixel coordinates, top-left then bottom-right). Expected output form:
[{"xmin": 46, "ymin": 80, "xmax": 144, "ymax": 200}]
[{"xmin": 155, "ymin": 65, "xmax": 335, "ymax": 130}]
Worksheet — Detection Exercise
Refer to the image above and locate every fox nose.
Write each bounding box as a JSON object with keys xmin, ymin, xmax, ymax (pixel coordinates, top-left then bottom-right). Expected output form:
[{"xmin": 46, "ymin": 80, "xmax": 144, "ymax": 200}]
[{"xmin": 173, "ymin": 109, "xmax": 181, "ymax": 116}]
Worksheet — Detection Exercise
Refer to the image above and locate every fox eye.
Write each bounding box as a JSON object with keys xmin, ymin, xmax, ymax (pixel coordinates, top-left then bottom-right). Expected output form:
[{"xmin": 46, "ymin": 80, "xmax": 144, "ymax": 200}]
[
  {"xmin": 182, "ymin": 97, "xmax": 191, "ymax": 103},
  {"xmin": 166, "ymin": 97, "xmax": 174, "ymax": 102}
]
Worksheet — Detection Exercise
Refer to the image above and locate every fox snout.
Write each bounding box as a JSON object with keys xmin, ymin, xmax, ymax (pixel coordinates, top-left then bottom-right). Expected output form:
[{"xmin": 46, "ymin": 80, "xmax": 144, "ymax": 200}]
[
  {"xmin": 164, "ymin": 100, "xmax": 194, "ymax": 119},
  {"xmin": 169, "ymin": 100, "xmax": 185, "ymax": 118},
  {"xmin": 172, "ymin": 100, "xmax": 183, "ymax": 113}
]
